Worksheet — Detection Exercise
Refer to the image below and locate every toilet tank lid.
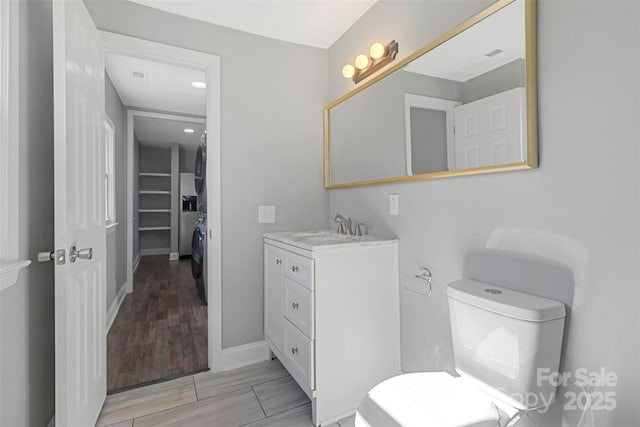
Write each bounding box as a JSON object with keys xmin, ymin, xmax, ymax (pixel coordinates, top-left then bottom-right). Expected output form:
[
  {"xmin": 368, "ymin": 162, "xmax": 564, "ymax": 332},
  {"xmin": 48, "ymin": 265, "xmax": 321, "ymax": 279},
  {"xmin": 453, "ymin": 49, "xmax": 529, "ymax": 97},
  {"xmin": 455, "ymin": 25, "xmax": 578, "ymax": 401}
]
[{"xmin": 447, "ymin": 279, "xmax": 566, "ymax": 322}]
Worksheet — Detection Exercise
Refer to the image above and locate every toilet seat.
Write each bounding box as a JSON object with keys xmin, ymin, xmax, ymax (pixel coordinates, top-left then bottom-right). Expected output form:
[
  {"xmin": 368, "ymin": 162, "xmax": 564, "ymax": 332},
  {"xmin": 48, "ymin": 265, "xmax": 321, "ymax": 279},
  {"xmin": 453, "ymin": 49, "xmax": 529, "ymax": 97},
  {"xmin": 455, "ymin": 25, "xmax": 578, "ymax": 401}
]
[{"xmin": 355, "ymin": 372, "xmax": 503, "ymax": 427}]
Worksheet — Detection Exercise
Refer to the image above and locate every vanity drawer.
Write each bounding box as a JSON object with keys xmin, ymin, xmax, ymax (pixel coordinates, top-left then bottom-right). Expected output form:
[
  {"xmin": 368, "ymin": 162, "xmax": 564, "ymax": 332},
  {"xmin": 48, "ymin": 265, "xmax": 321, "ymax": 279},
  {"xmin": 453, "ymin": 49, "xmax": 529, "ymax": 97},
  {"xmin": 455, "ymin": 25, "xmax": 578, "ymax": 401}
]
[
  {"xmin": 284, "ymin": 321, "xmax": 314, "ymax": 391},
  {"xmin": 284, "ymin": 252, "xmax": 314, "ymax": 290},
  {"xmin": 284, "ymin": 278, "xmax": 314, "ymax": 339}
]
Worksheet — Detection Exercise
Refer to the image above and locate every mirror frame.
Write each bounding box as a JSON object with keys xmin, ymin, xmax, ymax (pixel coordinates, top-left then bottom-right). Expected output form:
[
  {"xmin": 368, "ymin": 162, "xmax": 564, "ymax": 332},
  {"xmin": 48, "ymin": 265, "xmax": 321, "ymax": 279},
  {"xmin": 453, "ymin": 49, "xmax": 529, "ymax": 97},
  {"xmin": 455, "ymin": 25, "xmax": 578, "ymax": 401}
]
[{"xmin": 324, "ymin": 0, "xmax": 537, "ymax": 189}]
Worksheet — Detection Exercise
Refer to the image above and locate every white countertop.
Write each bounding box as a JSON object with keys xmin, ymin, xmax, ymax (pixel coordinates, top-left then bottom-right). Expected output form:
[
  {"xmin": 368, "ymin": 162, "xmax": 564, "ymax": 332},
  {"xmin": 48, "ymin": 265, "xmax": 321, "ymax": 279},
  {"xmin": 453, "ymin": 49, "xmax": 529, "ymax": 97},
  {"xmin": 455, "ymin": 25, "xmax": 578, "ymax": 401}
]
[{"xmin": 264, "ymin": 230, "xmax": 398, "ymax": 251}]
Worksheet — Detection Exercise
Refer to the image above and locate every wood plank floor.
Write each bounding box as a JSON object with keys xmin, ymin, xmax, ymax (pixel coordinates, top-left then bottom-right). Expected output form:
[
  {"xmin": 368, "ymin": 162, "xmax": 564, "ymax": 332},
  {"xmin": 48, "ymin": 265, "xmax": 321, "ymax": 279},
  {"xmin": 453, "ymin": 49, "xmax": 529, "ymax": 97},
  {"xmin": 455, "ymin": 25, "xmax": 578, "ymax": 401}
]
[
  {"xmin": 107, "ymin": 255, "xmax": 208, "ymax": 392},
  {"xmin": 97, "ymin": 359, "xmax": 356, "ymax": 427}
]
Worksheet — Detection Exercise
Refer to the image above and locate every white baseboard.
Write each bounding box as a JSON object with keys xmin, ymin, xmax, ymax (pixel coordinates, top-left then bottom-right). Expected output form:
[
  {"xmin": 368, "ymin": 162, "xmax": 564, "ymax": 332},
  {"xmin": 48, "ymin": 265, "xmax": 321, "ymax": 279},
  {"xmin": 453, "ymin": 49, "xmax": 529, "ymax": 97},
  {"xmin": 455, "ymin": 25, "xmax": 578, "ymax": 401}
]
[
  {"xmin": 107, "ymin": 283, "xmax": 128, "ymax": 332},
  {"xmin": 220, "ymin": 340, "xmax": 270, "ymax": 371},
  {"xmin": 133, "ymin": 254, "xmax": 141, "ymax": 273},
  {"xmin": 169, "ymin": 252, "xmax": 179, "ymax": 261},
  {"xmin": 140, "ymin": 247, "xmax": 170, "ymax": 256}
]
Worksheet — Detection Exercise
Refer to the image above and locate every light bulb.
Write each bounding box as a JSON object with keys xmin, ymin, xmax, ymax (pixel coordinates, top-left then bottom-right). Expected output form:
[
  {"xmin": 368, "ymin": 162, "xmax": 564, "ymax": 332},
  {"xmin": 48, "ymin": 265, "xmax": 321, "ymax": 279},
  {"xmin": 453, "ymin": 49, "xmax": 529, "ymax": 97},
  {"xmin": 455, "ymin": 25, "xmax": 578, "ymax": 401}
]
[
  {"xmin": 355, "ymin": 54, "xmax": 370, "ymax": 70},
  {"xmin": 184, "ymin": 128, "xmax": 194, "ymax": 133},
  {"xmin": 191, "ymin": 81, "xmax": 207, "ymax": 89},
  {"xmin": 342, "ymin": 64, "xmax": 355, "ymax": 79},
  {"xmin": 369, "ymin": 42, "xmax": 386, "ymax": 59}
]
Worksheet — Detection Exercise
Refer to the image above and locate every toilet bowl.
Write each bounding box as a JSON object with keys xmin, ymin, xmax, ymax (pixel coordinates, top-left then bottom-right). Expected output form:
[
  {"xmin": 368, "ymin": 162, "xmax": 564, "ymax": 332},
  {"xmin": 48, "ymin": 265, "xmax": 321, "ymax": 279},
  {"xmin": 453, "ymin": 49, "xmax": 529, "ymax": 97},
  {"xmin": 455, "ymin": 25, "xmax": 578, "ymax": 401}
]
[{"xmin": 355, "ymin": 279, "xmax": 566, "ymax": 427}]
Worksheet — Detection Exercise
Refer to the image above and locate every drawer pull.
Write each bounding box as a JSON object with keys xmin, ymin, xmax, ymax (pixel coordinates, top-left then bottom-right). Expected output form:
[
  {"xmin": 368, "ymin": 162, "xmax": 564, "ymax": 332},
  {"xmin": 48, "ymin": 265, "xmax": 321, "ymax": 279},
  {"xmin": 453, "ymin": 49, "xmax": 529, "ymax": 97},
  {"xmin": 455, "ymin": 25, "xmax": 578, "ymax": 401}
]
[
  {"xmin": 291, "ymin": 346, "xmax": 298, "ymax": 355},
  {"xmin": 292, "ymin": 265, "xmax": 299, "ymax": 272},
  {"xmin": 292, "ymin": 302, "xmax": 299, "ymax": 310},
  {"xmin": 276, "ymin": 259, "xmax": 282, "ymax": 265}
]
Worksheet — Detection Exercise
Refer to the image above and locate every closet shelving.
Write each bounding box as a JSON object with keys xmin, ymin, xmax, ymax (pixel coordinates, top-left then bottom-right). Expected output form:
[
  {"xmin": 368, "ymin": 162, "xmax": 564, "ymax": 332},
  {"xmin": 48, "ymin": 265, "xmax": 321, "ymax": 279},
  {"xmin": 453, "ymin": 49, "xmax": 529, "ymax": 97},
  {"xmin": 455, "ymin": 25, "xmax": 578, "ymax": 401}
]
[{"xmin": 138, "ymin": 172, "xmax": 171, "ymax": 233}]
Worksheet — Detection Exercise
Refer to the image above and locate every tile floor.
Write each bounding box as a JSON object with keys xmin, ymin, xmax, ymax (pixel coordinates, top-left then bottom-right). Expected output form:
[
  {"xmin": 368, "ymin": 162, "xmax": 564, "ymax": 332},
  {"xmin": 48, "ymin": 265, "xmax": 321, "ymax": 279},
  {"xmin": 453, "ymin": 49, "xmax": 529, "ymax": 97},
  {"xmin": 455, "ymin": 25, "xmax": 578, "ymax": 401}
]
[{"xmin": 97, "ymin": 359, "xmax": 356, "ymax": 427}]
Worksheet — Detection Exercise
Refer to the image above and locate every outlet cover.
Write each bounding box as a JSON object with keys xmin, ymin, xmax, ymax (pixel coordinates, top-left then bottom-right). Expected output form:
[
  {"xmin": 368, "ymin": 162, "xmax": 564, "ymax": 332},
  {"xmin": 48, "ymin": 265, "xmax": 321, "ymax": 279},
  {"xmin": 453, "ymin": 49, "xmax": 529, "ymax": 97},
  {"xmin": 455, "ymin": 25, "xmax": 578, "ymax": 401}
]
[
  {"xmin": 258, "ymin": 205, "xmax": 276, "ymax": 224},
  {"xmin": 389, "ymin": 194, "xmax": 399, "ymax": 216}
]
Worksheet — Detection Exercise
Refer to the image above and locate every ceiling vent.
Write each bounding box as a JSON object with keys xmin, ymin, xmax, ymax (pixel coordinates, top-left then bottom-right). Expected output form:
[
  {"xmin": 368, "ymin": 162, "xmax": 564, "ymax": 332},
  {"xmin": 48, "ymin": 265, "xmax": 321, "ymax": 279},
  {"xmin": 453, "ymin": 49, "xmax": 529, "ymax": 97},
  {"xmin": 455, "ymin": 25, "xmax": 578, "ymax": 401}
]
[
  {"xmin": 486, "ymin": 49, "xmax": 504, "ymax": 58},
  {"xmin": 131, "ymin": 70, "xmax": 147, "ymax": 80}
]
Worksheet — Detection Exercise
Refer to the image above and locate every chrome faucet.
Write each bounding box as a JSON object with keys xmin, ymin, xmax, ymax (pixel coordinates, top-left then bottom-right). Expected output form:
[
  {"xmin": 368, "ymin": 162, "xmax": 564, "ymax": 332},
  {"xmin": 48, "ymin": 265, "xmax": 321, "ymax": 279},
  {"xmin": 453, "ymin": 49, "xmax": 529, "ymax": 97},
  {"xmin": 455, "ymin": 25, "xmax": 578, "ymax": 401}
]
[{"xmin": 331, "ymin": 213, "xmax": 352, "ymax": 236}]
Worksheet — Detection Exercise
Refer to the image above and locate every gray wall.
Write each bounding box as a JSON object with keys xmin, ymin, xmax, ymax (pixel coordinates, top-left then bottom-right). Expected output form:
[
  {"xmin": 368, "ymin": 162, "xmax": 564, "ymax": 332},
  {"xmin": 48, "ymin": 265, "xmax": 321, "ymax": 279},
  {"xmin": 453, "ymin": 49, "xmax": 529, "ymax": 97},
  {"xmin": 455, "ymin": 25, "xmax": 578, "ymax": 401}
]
[
  {"xmin": 86, "ymin": 0, "xmax": 329, "ymax": 348},
  {"xmin": 133, "ymin": 136, "xmax": 140, "ymax": 263},
  {"xmin": 179, "ymin": 147, "xmax": 196, "ymax": 173},
  {"xmin": 328, "ymin": 0, "xmax": 639, "ymax": 426},
  {"xmin": 461, "ymin": 58, "xmax": 525, "ymax": 104},
  {"xmin": 330, "ymin": 70, "xmax": 459, "ymax": 184},
  {"xmin": 410, "ymin": 107, "xmax": 447, "ymax": 175},
  {"xmin": 0, "ymin": 0, "xmax": 55, "ymax": 425},
  {"xmin": 105, "ymin": 73, "xmax": 127, "ymax": 307},
  {"xmin": 138, "ymin": 144, "xmax": 171, "ymax": 173}
]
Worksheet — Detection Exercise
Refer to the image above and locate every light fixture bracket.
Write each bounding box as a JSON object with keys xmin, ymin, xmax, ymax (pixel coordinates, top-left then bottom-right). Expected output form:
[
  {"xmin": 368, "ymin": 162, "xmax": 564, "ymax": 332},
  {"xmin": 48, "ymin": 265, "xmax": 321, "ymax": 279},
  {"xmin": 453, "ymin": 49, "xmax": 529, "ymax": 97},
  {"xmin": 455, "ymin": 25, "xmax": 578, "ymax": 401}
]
[{"xmin": 353, "ymin": 40, "xmax": 399, "ymax": 84}]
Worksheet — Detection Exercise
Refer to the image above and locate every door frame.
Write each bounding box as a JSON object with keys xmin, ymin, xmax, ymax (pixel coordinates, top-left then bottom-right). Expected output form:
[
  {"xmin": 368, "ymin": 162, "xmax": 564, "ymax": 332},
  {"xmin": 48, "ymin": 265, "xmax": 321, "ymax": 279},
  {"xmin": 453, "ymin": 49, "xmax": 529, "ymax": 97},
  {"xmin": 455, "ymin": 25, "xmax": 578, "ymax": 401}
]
[{"xmin": 101, "ymin": 31, "xmax": 223, "ymax": 371}]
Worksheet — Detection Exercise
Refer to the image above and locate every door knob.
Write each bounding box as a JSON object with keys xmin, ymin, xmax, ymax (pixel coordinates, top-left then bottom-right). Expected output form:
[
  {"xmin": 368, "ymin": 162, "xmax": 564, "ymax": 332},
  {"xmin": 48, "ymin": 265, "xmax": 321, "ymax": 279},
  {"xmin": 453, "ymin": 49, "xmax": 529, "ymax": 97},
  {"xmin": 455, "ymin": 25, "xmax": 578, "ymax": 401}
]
[{"xmin": 69, "ymin": 246, "xmax": 93, "ymax": 263}]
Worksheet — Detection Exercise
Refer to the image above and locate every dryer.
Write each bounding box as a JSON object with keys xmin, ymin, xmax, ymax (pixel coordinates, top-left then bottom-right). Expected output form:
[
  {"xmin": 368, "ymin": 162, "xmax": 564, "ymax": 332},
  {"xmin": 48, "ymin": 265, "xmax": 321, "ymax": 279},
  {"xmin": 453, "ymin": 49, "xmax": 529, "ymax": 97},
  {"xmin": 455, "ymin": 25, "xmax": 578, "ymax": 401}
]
[
  {"xmin": 192, "ymin": 131, "xmax": 208, "ymax": 303},
  {"xmin": 194, "ymin": 132, "xmax": 207, "ymax": 213}
]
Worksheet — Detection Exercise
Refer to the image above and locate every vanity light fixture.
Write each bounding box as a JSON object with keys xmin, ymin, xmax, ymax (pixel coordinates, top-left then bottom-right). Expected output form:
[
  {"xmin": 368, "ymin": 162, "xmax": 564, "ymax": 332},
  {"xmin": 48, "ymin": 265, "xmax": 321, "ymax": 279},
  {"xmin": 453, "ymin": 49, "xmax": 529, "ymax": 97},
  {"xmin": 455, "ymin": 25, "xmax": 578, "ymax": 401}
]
[
  {"xmin": 342, "ymin": 40, "xmax": 399, "ymax": 84},
  {"xmin": 184, "ymin": 128, "xmax": 195, "ymax": 133},
  {"xmin": 191, "ymin": 81, "xmax": 207, "ymax": 89}
]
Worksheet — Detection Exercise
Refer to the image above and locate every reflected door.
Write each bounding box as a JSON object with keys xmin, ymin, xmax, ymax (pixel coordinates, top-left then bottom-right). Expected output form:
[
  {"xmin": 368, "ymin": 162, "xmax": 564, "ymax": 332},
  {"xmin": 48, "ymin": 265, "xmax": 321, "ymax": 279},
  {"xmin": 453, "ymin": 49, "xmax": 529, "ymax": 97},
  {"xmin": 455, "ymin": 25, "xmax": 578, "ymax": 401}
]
[{"xmin": 453, "ymin": 87, "xmax": 526, "ymax": 169}]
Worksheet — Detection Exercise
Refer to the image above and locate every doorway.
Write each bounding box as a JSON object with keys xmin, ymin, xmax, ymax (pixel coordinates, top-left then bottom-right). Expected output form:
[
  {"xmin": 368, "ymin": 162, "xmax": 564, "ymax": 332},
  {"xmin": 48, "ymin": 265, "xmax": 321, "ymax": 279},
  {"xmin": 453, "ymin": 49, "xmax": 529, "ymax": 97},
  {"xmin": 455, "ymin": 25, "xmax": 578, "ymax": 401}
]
[
  {"xmin": 107, "ymin": 111, "xmax": 208, "ymax": 391},
  {"xmin": 100, "ymin": 32, "xmax": 222, "ymax": 391}
]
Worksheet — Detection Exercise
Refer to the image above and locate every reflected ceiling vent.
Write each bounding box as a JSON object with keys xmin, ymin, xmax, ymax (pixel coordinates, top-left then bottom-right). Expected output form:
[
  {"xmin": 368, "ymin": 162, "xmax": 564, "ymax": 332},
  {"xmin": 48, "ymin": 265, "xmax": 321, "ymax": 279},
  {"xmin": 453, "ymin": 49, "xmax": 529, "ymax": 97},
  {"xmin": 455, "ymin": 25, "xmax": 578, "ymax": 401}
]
[
  {"xmin": 486, "ymin": 49, "xmax": 504, "ymax": 57},
  {"xmin": 131, "ymin": 70, "xmax": 147, "ymax": 80}
]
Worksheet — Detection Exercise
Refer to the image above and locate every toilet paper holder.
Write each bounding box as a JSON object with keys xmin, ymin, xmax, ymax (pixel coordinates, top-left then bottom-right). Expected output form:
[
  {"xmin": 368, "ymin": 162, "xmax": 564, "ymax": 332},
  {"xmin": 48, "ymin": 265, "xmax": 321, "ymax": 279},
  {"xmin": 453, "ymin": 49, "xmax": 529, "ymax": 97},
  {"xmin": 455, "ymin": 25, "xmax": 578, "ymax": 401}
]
[{"xmin": 415, "ymin": 267, "xmax": 432, "ymax": 297}]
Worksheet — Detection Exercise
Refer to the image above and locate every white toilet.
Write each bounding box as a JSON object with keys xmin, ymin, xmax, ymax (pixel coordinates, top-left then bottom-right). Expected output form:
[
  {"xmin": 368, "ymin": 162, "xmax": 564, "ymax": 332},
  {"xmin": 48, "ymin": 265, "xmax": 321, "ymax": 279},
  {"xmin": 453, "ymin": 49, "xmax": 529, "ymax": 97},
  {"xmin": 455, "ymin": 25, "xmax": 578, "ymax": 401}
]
[{"xmin": 355, "ymin": 278, "xmax": 566, "ymax": 427}]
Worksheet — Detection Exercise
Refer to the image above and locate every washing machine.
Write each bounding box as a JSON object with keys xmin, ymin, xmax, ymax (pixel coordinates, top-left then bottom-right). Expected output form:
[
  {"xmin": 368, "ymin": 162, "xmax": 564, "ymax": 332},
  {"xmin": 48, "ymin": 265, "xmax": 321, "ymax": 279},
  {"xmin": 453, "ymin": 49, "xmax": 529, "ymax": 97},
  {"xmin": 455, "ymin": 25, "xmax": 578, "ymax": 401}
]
[{"xmin": 191, "ymin": 213, "xmax": 207, "ymax": 303}]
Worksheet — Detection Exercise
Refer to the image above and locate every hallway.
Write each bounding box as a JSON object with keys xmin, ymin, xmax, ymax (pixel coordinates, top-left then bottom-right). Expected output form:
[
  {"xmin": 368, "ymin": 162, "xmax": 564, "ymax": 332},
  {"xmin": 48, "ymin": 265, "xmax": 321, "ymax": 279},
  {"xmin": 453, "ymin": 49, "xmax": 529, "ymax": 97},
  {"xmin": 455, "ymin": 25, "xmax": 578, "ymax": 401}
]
[{"xmin": 107, "ymin": 256, "xmax": 208, "ymax": 392}]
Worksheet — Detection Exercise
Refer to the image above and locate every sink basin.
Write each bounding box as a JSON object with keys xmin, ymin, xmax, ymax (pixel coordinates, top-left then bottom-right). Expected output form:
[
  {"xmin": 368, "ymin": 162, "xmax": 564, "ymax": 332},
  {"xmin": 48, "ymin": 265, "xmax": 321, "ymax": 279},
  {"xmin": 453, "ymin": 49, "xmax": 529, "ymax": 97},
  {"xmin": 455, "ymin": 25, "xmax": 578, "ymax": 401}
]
[
  {"xmin": 305, "ymin": 234, "xmax": 352, "ymax": 242},
  {"xmin": 288, "ymin": 231, "xmax": 354, "ymax": 244},
  {"xmin": 291, "ymin": 231, "xmax": 337, "ymax": 238}
]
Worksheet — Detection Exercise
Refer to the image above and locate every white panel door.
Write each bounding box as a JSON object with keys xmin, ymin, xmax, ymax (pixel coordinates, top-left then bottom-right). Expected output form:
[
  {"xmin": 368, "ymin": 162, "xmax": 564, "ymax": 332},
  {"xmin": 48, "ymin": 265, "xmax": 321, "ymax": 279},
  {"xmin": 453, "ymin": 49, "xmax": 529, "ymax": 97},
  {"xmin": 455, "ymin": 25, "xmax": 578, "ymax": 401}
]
[
  {"xmin": 53, "ymin": 1, "xmax": 106, "ymax": 425},
  {"xmin": 453, "ymin": 87, "xmax": 526, "ymax": 169}
]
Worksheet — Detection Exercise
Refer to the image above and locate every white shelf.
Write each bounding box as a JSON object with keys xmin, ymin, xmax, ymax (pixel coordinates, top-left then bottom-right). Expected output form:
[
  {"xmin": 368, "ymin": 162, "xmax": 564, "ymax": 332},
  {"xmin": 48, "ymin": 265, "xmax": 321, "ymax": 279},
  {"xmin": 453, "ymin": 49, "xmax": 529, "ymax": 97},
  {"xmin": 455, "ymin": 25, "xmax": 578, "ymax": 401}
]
[
  {"xmin": 139, "ymin": 172, "xmax": 171, "ymax": 177},
  {"xmin": 139, "ymin": 226, "xmax": 171, "ymax": 231},
  {"xmin": 139, "ymin": 190, "xmax": 171, "ymax": 195},
  {"xmin": 139, "ymin": 209, "xmax": 171, "ymax": 213}
]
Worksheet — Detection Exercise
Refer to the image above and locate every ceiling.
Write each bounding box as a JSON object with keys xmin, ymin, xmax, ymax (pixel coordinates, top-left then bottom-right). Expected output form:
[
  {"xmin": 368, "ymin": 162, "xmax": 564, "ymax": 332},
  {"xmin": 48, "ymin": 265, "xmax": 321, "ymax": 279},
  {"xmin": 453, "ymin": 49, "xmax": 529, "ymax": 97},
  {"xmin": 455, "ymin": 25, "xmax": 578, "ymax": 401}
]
[
  {"xmin": 404, "ymin": 0, "xmax": 524, "ymax": 82},
  {"xmin": 105, "ymin": 52, "xmax": 206, "ymax": 116},
  {"xmin": 134, "ymin": 116, "xmax": 206, "ymax": 149},
  {"xmin": 127, "ymin": 0, "xmax": 378, "ymax": 48}
]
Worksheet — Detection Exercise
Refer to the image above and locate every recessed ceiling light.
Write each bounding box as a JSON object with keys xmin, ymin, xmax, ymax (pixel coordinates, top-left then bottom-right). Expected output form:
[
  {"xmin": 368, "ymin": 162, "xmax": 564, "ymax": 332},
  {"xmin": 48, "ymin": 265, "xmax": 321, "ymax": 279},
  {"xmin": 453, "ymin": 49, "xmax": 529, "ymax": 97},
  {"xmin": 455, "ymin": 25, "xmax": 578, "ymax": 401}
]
[
  {"xmin": 184, "ymin": 128, "xmax": 194, "ymax": 133},
  {"xmin": 191, "ymin": 81, "xmax": 207, "ymax": 89}
]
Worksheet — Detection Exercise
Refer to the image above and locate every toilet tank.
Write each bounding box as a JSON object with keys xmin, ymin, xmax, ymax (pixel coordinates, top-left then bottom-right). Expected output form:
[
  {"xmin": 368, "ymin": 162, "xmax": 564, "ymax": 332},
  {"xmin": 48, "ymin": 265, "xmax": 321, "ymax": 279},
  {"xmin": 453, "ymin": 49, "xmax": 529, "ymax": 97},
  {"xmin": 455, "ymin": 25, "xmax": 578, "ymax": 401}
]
[{"xmin": 447, "ymin": 279, "xmax": 566, "ymax": 410}]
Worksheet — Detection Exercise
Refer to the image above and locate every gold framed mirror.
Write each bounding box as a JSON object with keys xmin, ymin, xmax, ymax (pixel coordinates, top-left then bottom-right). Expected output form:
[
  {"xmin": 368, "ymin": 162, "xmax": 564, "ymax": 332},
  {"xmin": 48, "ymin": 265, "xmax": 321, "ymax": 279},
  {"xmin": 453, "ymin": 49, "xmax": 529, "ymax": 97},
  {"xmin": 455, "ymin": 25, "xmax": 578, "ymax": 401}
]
[{"xmin": 324, "ymin": 0, "xmax": 537, "ymax": 188}]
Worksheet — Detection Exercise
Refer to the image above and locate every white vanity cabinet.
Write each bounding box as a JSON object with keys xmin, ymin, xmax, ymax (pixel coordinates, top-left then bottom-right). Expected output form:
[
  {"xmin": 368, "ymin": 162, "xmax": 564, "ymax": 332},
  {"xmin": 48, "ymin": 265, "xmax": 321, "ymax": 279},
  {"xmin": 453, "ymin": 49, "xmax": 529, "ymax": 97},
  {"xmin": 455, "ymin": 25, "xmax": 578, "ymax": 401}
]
[{"xmin": 264, "ymin": 232, "xmax": 401, "ymax": 427}]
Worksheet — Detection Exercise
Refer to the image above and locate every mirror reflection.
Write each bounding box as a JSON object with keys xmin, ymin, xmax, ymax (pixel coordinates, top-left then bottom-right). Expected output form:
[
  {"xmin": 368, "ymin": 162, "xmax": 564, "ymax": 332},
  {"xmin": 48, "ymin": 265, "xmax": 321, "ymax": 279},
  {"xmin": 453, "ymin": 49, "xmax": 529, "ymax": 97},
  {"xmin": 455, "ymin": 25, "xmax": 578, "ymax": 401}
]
[{"xmin": 326, "ymin": 0, "xmax": 536, "ymax": 187}]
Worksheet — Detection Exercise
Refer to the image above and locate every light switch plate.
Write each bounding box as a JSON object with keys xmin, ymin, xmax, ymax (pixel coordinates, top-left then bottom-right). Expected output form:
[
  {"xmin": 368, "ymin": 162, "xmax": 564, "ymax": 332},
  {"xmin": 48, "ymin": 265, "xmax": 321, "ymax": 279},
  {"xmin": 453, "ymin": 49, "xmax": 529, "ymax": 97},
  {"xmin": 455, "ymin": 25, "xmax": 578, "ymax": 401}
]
[
  {"xmin": 389, "ymin": 194, "xmax": 399, "ymax": 216},
  {"xmin": 258, "ymin": 205, "xmax": 276, "ymax": 224}
]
